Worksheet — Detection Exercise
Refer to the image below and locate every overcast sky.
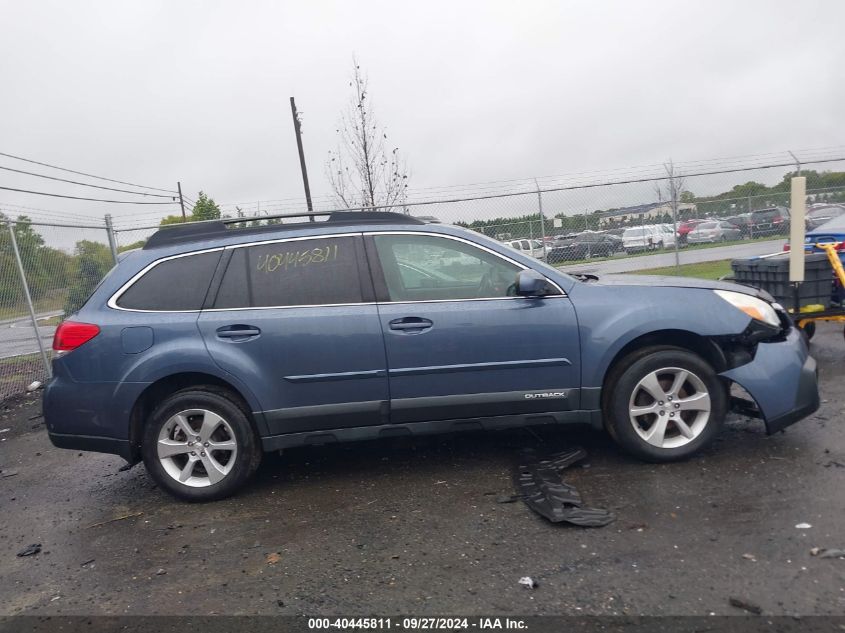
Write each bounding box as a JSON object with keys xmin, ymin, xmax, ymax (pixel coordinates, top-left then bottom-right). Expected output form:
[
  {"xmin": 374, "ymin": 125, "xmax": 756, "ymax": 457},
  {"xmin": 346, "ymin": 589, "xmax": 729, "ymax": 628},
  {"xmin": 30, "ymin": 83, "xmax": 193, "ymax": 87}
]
[{"xmin": 1, "ymin": 0, "xmax": 843, "ymax": 231}]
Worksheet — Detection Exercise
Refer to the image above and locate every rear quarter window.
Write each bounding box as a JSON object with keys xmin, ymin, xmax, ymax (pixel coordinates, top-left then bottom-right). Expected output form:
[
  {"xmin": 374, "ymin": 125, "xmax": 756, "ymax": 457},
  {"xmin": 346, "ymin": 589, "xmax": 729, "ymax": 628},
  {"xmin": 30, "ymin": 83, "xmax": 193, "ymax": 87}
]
[{"xmin": 116, "ymin": 251, "xmax": 221, "ymax": 311}]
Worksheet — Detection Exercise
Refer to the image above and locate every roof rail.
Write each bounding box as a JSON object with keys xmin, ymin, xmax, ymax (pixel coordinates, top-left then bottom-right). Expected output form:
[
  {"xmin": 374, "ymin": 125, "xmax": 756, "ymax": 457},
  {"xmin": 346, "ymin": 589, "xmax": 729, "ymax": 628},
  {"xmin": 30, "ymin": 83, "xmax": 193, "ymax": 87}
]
[{"xmin": 143, "ymin": 210, "xmax": 424, "ymax": 250}]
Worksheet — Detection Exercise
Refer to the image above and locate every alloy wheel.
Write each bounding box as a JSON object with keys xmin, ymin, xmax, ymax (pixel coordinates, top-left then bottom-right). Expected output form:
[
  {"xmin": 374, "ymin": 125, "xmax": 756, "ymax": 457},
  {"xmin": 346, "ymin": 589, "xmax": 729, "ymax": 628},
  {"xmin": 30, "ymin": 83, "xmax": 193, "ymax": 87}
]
[
  {"xmin": 628, "ymin": 367, "xmax": 711, "ymax": 449},
  {"xmin": 156, "ymin": 409, "xmax": 238, "ymax": 487}
]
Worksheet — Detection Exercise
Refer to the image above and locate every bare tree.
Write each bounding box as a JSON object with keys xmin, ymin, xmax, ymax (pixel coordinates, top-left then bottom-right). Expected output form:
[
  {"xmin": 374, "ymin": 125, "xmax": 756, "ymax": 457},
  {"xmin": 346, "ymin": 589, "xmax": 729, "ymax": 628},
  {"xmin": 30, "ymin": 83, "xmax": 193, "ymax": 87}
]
[
  {"xmin": 326, "ymin": 59, "xmax": 409, "ymax": 210},
  {"xmin": 654, "ymin": 160, "xmax": 685, "ymax": 267}
]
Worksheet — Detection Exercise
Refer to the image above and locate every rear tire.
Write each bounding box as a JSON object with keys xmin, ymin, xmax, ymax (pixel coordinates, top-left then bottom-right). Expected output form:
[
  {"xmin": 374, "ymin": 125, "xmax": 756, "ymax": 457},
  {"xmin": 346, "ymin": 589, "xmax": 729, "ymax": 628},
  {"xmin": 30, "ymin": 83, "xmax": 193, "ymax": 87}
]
[
  {"xmin": 602, "ymin": 347, "xmax": 727, "ymax": 462},
  {"xmin": 142, "ymin": 387, "xmax": 262, "ymax": 502}
]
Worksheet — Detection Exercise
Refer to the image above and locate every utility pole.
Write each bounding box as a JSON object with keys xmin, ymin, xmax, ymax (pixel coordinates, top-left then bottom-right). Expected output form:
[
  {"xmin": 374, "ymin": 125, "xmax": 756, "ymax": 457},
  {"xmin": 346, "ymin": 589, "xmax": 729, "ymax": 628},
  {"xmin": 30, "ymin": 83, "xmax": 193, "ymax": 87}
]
[
  {"xmin": 290, "ymin": 97, "xmax": 314, "ymax": 218},
  {"xmin": 177, "ymin": 181, "xmax": 186, "ymax": 222}
]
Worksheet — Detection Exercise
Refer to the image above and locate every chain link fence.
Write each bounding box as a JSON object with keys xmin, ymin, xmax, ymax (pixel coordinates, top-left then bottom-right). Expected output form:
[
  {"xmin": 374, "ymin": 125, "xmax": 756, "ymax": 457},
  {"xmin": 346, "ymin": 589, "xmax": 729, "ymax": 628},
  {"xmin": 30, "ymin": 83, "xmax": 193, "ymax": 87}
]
[
  {"xmin": 2, "ymin": 155, "xmax": 845, "ymax": 402},
  {"xmin": 0, "ymin": 214, "xmax": 114, "ymax": 402}
]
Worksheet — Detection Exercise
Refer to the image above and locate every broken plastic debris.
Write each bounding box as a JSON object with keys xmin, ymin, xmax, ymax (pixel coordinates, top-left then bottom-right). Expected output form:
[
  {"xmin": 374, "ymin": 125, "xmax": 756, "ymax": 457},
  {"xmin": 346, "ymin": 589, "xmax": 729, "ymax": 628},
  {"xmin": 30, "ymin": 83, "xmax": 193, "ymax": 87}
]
[
  {"xmin": 17, "ymin": 543, "xmax": 42, "ymax": 557},
  {"xmin": 729, "ymin": 596, "xmax": 762, "ymax": 615},
  {"xmin": 795, "ymin": 523, "xmax": 812, "ymax": 529},
  {"xmin": 513, "ymin": 448, "xmax": 615, "ymax": 527},
  {"xmin": 518, "ymin": 576, "xmax": 537, "ymax": 589},
  {"xmin": 808, "ymin": 547, "xmax": 844, "ymax": 557}
]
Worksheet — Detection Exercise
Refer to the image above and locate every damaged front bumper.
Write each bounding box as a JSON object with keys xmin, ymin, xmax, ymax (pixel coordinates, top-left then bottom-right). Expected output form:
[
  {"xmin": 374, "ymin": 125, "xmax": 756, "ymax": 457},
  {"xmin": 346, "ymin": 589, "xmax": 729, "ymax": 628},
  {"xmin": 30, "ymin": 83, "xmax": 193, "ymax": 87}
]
[{"xmin": 720, "ymin": 326, "xmax": 819, "ymax": 434}]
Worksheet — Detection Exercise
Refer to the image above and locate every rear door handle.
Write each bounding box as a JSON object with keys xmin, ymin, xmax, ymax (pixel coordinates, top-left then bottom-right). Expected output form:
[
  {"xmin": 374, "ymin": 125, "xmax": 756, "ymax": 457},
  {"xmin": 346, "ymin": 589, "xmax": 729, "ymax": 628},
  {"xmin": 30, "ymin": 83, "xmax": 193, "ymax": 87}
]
[
  {"xmin": 216, "ymin": 325, "xmax": 261, "ymax": 340},
  {"xmin": 388, "ymin": 317, "xmax": 433, "ymax": 332}
]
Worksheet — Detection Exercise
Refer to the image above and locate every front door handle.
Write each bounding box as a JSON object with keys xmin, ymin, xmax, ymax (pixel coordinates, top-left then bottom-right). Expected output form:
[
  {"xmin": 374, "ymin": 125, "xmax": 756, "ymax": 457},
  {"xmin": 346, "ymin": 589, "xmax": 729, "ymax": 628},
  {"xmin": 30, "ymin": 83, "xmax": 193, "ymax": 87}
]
[
  {"xmin": 388, "ymin": 317, "xmax": 433, "ymax": 333},
  {"xmin": 216, "ymin": 325, "xmax": 261, "ymax": 340}
]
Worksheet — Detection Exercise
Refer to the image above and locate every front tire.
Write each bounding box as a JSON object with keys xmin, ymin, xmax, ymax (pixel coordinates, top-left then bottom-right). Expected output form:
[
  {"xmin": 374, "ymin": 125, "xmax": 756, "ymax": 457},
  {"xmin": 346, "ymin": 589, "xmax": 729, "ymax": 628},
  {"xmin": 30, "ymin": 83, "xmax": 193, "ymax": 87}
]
[
  {"xmin": 602, "ymin": 347, "xmax": 727, "ymax": 462},
  {"xmin": 142, "ymin": 387, "xmax": 262, "ymax": 501}
]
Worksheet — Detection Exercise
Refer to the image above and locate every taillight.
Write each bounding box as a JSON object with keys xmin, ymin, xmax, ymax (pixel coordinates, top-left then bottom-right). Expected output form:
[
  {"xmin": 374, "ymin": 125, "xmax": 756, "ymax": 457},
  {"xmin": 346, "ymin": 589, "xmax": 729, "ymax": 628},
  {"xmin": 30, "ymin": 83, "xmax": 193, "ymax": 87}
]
[
  {"xmin": 53, "ymin": 321, "xmax": 100, "ymax": 352},
  {"xmin": 783, "ymin": 243, "xmax": 790, "ymax": 251}
]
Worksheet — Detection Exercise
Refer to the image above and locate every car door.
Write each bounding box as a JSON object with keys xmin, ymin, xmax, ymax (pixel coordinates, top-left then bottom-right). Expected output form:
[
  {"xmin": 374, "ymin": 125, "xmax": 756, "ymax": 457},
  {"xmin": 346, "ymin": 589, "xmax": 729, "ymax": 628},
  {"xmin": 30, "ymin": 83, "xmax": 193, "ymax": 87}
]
[
  {"xmin": 365, "ymin": 231, "xmax": 581, "ymax": 424},
  {"xmin": 198, "ymin": 234, "xmax": 389, "ymax": 436}
]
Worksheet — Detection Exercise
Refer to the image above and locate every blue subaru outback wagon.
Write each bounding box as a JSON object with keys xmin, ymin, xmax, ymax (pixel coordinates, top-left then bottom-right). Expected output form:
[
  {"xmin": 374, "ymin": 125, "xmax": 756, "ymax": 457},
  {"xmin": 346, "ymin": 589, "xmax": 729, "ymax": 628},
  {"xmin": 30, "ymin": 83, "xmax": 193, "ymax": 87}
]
[{"xmin": 44, "ymin": 211, "xmax": 819, "ymax": 501}]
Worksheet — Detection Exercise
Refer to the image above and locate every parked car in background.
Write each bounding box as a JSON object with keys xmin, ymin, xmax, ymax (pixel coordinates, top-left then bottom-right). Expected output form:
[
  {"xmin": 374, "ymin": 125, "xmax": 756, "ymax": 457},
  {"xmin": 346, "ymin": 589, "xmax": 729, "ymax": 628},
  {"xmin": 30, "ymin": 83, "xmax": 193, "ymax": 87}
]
[
  {"xmin": 622, "ymin": 225, "xmax": 676, "ymax": 253},
  {"xmin": 506, "ymin": 239, "xmax": 547, "ymax": 259},
  {"xmin": 677, "ymin": 219, "xmax": 707, "ymax": 245},
  {"xmin": 687, "ymin": 220, "xmax": 743, "ymax": 244},
  {"xmin": 44, "ymin": 210, "xmax": 819, "ymax": 500},
  {"xmin": 547, "ymin": 232, "xmax": 622, "ymax": 263},
  {"xmin": 800, "ymin": 213, "xmax": 845, "ymax": 252},
  {"xmin": 725, "ymin": 214, "xmax": 753, "ymax": 238},
  {"xmin": 805, "ymin": 204, "xmax": 845, "ymax": 231},
  {"xmin": 750, "ymin": 206, "xmax": 790, "ymax": 236}
]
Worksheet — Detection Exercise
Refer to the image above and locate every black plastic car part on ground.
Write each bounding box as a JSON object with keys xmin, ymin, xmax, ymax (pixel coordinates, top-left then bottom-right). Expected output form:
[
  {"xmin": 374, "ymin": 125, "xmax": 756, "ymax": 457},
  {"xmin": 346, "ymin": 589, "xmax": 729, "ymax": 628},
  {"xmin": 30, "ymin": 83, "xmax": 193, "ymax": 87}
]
[{"xmin": 513, "ymin": 447, "xmax": 615, "ymax": 527}]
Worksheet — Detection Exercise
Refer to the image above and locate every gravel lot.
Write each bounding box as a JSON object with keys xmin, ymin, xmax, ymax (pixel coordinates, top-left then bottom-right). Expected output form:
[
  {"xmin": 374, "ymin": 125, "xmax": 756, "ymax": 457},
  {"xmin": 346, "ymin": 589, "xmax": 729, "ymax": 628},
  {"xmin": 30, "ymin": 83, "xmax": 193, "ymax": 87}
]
[{"xmin": 0, "ymin": 323, "xmax": 843, "ymax": 617}]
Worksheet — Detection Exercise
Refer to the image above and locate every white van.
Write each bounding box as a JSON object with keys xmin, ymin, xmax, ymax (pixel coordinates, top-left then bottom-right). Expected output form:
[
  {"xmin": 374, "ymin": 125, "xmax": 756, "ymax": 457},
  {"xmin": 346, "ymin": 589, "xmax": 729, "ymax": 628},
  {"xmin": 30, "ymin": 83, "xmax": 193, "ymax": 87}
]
[
  {"xmin": 621, "ymin": 225, "xmax": 677, "ymax": 253},
  {"xmin": 506, "ymin": 239, "xmax": 547, "ymax": 259}
]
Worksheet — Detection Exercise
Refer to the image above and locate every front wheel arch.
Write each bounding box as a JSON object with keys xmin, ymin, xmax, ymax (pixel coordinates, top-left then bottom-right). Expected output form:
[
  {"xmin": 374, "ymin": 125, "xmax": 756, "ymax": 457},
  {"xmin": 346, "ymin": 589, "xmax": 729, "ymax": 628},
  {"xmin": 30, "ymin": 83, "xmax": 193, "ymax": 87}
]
[{"xmin": 600, "ymin": 330, "xmax": 728, "ymax": 392}]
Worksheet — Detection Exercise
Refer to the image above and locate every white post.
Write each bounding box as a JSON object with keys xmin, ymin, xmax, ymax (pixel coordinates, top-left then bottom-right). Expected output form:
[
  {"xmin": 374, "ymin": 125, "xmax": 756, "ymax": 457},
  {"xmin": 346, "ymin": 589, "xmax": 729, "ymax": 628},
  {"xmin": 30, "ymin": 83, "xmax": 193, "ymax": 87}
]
[{"xmin": 789, "ymin": 176, "xmax": 806, "ymax": 283}]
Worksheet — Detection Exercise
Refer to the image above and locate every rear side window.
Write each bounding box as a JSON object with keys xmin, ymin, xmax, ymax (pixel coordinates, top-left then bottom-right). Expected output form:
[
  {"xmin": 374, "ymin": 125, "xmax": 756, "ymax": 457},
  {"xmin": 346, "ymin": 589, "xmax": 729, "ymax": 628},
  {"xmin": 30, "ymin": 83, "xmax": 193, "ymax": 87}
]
[
  {"xmin": 116, "ymin": 251, "xmax": 221, "ymax": 311},
  {"xmin": 214, "ymin": 236, "xmax": 364, "ymax": 309}
]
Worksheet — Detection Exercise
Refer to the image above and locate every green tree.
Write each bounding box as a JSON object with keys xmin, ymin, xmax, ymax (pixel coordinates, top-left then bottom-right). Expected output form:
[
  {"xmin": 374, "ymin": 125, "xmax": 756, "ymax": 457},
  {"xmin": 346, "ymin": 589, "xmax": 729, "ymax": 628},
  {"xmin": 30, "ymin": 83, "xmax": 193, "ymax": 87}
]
[
  {"xmin": 191, "ymin": 191, "xmax": 221, "ymax": 221},
  {"xmin": 159, "ymin": 191, "xmax": 221, "ymax": 226},
  {"xmin": 0, "ymin": 214, "xmax": 71, "ymax": 306},
  {"xmin": 63, "ymin": 240, "xmax": 114, "ymax": 316}
]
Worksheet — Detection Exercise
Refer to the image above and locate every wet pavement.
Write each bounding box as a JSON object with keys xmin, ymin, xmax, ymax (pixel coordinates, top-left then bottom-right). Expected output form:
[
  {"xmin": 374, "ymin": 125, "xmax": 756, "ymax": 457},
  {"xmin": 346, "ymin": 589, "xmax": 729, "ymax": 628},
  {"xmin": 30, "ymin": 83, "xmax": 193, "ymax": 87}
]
[{"xmin": 0, "ymin": 323, "xmax": 843, "ymax": 616}]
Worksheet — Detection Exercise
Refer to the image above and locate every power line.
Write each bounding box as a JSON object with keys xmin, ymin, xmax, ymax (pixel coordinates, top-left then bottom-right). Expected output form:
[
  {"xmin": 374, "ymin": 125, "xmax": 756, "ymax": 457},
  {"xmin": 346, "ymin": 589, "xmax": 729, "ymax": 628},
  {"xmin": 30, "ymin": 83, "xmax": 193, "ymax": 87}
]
[
  {"xmin": 0, "ymin": 186, "xmax": 179, "ymax": 204},
  {"xmin": 215, "ymin": 147, "xmax": 845, "ymax": 210},
  {"xmin": 0, "ymin": 164, "xmax": 176, "ymax": 198},
  {"xmin": 0, "ymin": 202, "xmax": 99, "ymax": 220},
  {"xmin": 0, "ymin": 151, "xmax": 178, "ymax": 194}
]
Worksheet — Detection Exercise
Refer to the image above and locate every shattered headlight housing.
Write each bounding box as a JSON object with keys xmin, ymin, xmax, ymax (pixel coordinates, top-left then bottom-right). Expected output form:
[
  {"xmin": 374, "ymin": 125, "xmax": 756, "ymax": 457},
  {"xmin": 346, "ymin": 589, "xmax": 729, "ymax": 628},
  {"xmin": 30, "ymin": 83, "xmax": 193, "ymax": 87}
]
[{"xmin": 714, "ymin": 290, "xmax": 780, "ymax": 328}]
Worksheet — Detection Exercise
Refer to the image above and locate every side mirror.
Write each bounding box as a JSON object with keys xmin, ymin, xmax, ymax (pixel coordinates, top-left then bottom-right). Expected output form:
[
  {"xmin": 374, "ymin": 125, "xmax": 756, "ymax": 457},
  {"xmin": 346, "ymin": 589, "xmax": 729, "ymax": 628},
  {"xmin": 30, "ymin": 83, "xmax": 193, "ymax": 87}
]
[{"xmin": 515, "ymin": 269, "xmax": 551, "ymax": 297}]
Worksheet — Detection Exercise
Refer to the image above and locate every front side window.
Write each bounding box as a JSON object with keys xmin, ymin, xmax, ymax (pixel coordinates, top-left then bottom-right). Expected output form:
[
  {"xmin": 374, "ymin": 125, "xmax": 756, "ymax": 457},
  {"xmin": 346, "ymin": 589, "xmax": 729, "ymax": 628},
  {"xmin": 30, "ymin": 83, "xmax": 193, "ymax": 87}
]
[
  {"xmin": 373, "ymin": 234, "xmax": 523, "ymax": 302},
  {"xmin": 214, "ymin": 236, "xmax": 364, "ymax": 309},
  {"xmin": 116, "ymin": 251, "xmax": 221, "ymax": 311}
]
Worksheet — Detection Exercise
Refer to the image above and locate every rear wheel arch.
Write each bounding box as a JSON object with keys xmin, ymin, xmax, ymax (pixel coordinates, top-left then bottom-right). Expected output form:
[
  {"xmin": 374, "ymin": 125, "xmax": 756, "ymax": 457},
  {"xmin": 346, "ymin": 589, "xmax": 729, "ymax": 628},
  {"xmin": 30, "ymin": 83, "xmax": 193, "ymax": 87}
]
[{"xmin": 128, "ymin": 372, "xmax": 261, "ymax": 463}]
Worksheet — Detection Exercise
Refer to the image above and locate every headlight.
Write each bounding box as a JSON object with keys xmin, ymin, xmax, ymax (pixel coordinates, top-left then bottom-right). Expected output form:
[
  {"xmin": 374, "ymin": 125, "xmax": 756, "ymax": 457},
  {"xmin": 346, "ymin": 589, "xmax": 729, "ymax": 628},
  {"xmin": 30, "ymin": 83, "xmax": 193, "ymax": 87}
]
[{"xmin": 714, "ymin": 290, "xmax": 780, "ymax": 327}]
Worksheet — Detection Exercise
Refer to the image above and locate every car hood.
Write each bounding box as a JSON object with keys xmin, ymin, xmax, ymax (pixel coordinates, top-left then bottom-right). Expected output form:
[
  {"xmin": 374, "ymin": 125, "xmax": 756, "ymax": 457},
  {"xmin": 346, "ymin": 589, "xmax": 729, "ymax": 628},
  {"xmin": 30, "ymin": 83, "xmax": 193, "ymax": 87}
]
[{"xmin": 592, "ymin": 273, "xmax": 772, "ymax": 300}]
